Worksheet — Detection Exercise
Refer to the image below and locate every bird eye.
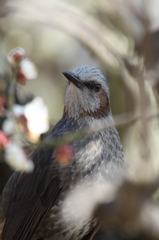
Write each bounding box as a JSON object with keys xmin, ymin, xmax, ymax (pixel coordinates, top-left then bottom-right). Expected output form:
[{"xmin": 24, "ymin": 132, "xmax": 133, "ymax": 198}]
[{"xmin": 94, "ymin": 84, "xmax": 101, "ymax": 92}]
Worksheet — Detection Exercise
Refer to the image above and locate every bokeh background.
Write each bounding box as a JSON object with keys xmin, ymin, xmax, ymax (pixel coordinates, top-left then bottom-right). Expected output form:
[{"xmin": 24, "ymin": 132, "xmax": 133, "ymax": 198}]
[
  {"xmin": 0, "ymin": 0, "xmax": 128, "ymax": 122},
  {"xmin": 1, "ymin": 0, "xmax": 159, "ymax": 239},
  {"xmin": 0, "ymin": 0, "xmax": 127, "ymax": 192}
]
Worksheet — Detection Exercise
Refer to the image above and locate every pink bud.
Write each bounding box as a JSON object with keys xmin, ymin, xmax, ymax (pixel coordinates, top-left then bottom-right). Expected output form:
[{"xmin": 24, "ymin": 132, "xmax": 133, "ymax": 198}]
[
  {"xmin": 54, "ymin": 144, "xmax": 74, "ymax": 166},
  {"xmin": 7, "ymin": 47, "xmax": 26, "ymax": 67},
  {"xmin": 0, "ymin": 130, "xmax": 10, "ymax": 147},
  {"xmin": 17, "ymin": 71, "xmax": 27, "ymax": 85}
]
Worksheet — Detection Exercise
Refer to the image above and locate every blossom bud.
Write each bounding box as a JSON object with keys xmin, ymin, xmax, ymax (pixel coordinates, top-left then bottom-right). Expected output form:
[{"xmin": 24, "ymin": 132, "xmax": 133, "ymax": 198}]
[
  {"xmin": 54, "ymin": 144, "xmax": 74, "ymax": 166},
  {"xmin": 0, "ymin": 130, "xmax": 10, "ymax": 147},
  {"xmin": 7, "ymin": 47, "xmax": 26, "ymax": 67}
]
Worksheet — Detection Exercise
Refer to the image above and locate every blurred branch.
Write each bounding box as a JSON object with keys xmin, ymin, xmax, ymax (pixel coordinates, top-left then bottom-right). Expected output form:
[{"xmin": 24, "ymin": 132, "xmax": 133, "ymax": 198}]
[
  {"xmin": 92, "ymin": 110, "xmax": 159, "ymax": 131},
  {"xmin": 26, "ymin": 109, "xmax": 159, "ymax": 154},
  {"xmin": 1, "ymin": 0, "xmax": 127, "ymax": 66}
]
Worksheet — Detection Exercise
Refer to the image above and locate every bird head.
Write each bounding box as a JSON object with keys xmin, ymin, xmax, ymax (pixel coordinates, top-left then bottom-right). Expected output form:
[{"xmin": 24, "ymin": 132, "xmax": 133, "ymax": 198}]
[{"xmin": 63, "ymin": 66, "xmax": 110, "ymax": 120}]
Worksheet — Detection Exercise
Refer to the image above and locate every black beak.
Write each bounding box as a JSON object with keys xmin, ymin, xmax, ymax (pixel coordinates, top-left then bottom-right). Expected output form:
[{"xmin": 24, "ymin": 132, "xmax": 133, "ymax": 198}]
[{"xmin": 62, "ymin": 71, "xmax": 85, "ymax": 89}]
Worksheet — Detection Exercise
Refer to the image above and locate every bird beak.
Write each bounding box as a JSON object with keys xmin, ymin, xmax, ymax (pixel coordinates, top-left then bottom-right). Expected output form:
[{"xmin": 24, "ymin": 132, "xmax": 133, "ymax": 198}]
[{"xmin": 62, "ymin": 71, "xmax": 85, "ymax": 89}]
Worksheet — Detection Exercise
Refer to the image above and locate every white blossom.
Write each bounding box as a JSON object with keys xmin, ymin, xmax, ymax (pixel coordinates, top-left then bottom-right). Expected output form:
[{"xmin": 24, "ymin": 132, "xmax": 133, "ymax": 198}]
[
  {"xmin": 19, "ymin": 58, "xmax": 38, "ymax": 80},
  {"xmin": 12, "ymin": 104, "xmax": 25, "ymax": 117},
  {"xmin": 2, "ymin": 118, "xmax": 16, "ymax": 135},
  {"xmin": 24, "ymin": 97, "xmax": 49, "ymax": 135},
  {"xmin": 5, "ymin": 142, "xmax": 34, "ymax": 172}
]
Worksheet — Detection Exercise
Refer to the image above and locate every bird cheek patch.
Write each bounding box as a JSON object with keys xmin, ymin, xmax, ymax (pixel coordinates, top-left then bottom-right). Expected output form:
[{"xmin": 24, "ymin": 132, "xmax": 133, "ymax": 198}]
[{"xmin": 99, "ymin": 91, "xmax": 110, "ymax": 114}]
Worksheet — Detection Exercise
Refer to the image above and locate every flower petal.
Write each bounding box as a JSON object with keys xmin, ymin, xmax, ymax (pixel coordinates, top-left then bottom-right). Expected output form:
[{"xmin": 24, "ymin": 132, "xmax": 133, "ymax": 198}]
[
  {"xmin": 5, "ymin": 142, "xmax": 34, "ymax": 172},
  {"xmin": 19, "ymin": 58, "xmax": 38, "ymax": 80},
  {"xmin": 24, "ymin": 97, "xmax": 49, "ymax": 135}
]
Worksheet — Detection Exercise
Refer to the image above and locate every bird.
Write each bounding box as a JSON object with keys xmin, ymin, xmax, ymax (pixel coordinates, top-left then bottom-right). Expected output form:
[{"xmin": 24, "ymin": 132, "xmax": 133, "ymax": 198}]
[{"xmin": 0, "ymin": 65, "xmax": 124, "ymax": 240}]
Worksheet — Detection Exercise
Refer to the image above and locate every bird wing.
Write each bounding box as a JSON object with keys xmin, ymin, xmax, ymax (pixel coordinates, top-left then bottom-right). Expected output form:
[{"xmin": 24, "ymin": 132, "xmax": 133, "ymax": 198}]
[{"xmin": 1, "ymin": 116, "xmax": 77, "ymax": 240}]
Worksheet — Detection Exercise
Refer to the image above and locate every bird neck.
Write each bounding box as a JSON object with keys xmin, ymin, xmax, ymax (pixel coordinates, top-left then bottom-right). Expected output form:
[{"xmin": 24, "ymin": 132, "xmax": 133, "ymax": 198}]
[
  {"xmin": 63, "ymin": 108, "xmax": 114, "ymax": 129},
  {"xmin": 64, "ymin": 106, "xmax": 109, "ymax": 120}
]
